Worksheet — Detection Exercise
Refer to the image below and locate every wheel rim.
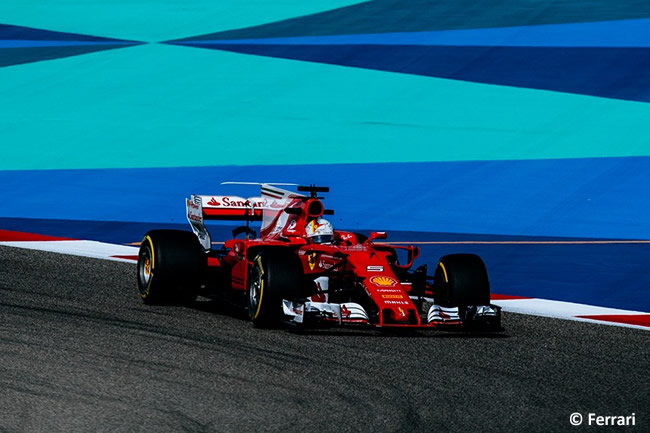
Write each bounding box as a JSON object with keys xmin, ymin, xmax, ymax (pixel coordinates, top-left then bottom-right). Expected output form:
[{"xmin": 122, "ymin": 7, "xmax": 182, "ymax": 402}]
[
  {"xmin": 138, "ymin": 247, "xmax": 152, "ymax": 293},
  {"xmin": 248, "ymin": 266, "xmax": 262, "ymax": 316}
]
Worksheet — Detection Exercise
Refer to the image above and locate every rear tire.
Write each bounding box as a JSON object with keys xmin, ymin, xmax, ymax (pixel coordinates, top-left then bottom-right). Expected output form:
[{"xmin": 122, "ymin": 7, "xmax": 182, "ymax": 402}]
[
  {"xmin": 248, "ymin": 250, "xmax": 303, "ymax": 327},
  {"xmin": 137, "ymin": 230, "xmax": 206, "ymax": 305},
  {"xmin": 433, "ymin": 254, "xmax": 490, "ymax": 307}
]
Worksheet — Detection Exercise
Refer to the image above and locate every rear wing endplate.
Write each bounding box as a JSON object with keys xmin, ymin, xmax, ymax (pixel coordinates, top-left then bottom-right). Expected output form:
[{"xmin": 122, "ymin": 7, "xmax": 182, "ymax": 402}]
[{"xmin": 185, "ymin": 194, "xmax": 265, "ymax": 251}]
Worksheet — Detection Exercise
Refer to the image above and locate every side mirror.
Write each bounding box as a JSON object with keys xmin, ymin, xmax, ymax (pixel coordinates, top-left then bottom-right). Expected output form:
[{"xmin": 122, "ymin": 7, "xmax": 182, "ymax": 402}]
[
  {"xmin": 368, "ymin": 231, "xmax": 387, "ymax": 241},
  {"xmin": 407, "ymin": 246, "xmax": 420, "ymax": 264}
]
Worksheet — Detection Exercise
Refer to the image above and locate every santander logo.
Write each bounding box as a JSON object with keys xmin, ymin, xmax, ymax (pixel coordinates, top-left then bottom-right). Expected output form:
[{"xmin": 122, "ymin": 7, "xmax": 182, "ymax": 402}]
[{"xmin": 206, "ymin": 196, "xmax": 265, "ymax": 208}]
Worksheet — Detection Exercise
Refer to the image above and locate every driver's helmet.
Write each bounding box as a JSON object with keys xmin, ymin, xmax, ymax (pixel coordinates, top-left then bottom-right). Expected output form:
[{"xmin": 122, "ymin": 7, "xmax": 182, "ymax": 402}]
[{"xmin": 306, "ymin": 218, "xmax": 334, "ymax": 244}]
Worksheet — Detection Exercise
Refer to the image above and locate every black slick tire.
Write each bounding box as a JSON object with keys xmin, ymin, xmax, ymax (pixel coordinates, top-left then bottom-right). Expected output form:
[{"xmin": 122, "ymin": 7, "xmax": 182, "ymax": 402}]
[
  {"xmin": 137, "ymin": 229, "xmax": 206, "ymax": 305},
  {"xmin": 433, "ymin": 253, "xmax": 490, "ymax": 307},
  {"xmin": 247, "ymin": 249, "xmax": 303, "ymax": 327}
]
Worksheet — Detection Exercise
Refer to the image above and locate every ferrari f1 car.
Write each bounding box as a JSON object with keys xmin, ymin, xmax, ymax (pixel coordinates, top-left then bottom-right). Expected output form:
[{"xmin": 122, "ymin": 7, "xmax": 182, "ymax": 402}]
[{"xmin": 136, "ymin": 183, "xmax": 501, "ymax": 330}]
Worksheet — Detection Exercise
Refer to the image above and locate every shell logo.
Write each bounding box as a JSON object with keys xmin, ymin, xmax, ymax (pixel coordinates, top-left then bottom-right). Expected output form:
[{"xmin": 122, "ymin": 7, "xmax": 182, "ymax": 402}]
[{"xmin": 369, "ymin": 275, "xmax": 398, "ymax": 287}]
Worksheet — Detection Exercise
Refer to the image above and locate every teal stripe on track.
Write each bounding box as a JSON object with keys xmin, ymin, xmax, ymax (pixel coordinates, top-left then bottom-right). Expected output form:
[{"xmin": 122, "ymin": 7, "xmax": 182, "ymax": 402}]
[{"xmin": 1, "ymin": 43, "xmax": 650, "ymax": 171}]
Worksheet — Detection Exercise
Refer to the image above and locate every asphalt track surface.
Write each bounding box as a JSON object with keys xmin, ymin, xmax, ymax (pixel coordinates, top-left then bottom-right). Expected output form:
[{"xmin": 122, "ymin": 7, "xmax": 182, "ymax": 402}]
[{"xmin": 1, "ymin": 245, "xmax": 648, "ymax": 433}]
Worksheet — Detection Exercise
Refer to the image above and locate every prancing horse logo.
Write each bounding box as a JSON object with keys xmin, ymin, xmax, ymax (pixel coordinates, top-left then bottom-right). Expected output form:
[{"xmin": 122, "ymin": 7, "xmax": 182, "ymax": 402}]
[{"xmin": 307, "ymin": 252, "xmax": 318, "ymax": 270}]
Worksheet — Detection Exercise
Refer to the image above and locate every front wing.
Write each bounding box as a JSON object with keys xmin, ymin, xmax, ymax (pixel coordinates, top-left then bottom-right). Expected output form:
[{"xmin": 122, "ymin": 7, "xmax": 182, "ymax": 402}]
[{"xmin": 282, "ymin": 299, "xmax": 502, "ymax": 330}]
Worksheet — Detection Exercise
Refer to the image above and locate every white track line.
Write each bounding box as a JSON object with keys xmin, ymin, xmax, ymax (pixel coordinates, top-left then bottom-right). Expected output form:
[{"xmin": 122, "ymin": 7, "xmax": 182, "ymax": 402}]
[
  {"xmin": 0, "ymin": 240, "xmax": 138, "ymax": 263},
  {"xmin": 492, "ymin": 298, "xmax": 649, "ymax": 331}
]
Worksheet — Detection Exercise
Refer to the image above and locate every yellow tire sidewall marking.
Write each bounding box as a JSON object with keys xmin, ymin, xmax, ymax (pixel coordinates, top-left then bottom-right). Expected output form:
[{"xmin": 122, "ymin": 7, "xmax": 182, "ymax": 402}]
[
  {"xmin": 253, "ymin": 255, "xmax": 265, "ymax": 320},
  {"xmin": 439, "ymin": 262, "xmax": 449, "ymax": 283}
]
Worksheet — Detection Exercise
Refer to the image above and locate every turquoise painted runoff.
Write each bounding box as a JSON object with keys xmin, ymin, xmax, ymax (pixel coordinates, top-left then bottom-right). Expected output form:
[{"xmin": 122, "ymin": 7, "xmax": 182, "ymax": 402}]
[{"xmin": 1, "ymin": 42, "xmax": 650, "ymax": 171}]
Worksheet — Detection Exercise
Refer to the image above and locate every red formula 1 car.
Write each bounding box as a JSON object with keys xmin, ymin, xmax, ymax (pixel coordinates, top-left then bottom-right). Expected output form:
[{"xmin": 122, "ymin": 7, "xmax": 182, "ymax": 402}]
[{"xmin": 136, "ymin": 183, "xmax": 501, "ymax": 330}]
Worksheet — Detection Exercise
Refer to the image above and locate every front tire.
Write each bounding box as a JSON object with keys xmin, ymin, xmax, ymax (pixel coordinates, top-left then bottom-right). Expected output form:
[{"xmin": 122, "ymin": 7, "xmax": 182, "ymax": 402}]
[
  {"xmin": 248, "ymin": 250, "xmax": 303, "ymax": 327},
  {"xmin": 433, "ymin": 254, "xmax": 490, "ymax": 307},
  {"xmin": 137, "ymin": 230, "xmax": 206, "ymax": 305}
]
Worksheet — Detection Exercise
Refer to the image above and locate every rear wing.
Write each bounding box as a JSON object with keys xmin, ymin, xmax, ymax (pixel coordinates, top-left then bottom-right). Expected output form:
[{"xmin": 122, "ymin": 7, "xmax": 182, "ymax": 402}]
[
  {"xmin": 189, "ymin": 195, "xmax": 265, "ymax": 221},
  {"xmin": 185, "ymin": 183, "xmax": 309, "ymax": 251}
]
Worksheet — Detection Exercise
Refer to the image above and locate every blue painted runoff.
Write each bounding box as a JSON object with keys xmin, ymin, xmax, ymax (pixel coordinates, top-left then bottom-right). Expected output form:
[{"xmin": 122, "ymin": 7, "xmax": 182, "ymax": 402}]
[
  {"xmin": 2, "ymin": 158, "xmax": 649, "ymax": 240},
  {"xmin": 183, "ymin": 0, "xmax": 650, "ymax": 40},
  {"xmin": 190, "ymin": 18, "xmax": 650, "ymax": 48}
]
